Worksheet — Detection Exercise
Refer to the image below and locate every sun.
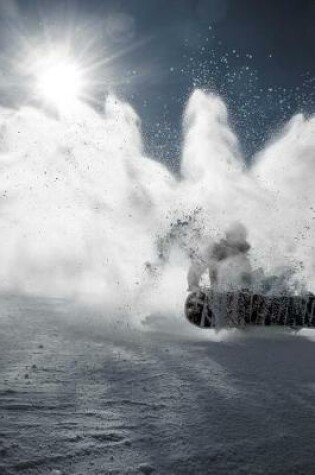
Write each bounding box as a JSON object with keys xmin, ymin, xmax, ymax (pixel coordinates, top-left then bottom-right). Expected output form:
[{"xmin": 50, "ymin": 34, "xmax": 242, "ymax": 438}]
[{"xmin": 35, "ymin": 55, "xmax": 84, "ymax": 109}]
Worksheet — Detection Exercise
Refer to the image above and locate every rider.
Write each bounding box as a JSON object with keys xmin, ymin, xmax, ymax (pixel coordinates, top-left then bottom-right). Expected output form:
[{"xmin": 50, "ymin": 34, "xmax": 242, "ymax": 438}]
[{"xmin": 187, "ymin": 222, "xmax": 251, "ymax": 291}]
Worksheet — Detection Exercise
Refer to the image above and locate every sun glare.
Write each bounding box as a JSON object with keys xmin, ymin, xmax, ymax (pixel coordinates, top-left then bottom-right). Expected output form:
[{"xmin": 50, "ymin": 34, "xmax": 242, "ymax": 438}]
[{"xmin": 35, "ymin": 56, "xmax": 84, "ymax": 109}]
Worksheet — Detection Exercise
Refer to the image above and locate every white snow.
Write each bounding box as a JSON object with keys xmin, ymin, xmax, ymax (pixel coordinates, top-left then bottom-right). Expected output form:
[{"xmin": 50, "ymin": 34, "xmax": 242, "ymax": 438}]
[
  {"xmin": 0, "ymin": 90, "xmax": 314, "ymax": 320},
  {"xmin": 0, "ymin": 297, "xmax": 314, "ymax": 474},
  {"xmin": 0, "ymin": 90, "xmax": 314, "ymax": 473}
]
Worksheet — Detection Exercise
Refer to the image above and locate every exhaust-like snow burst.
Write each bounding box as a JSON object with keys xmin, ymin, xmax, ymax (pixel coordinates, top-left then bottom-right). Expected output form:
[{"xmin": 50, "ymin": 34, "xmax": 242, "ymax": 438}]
[{"xmin": 0, "ymin": 89, "xmax": 314, "ymax": 325}]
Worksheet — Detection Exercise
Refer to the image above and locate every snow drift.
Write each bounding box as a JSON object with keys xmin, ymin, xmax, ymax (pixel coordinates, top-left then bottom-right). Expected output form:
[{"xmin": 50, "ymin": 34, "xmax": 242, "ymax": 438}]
[{"xmin": 0, "ymin": 90, "xmax": 314, "ymax": 322}]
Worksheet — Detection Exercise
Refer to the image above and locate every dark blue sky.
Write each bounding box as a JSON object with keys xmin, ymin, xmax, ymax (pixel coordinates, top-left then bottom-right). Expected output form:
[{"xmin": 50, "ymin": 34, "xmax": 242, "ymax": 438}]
[{"xmin": 0, "ymin": 0, "xmax": 314, "ymax": 169}]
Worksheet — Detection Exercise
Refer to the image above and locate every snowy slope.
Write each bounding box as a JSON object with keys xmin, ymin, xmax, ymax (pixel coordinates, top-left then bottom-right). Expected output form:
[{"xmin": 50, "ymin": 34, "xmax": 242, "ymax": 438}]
[
  {"xmin": 0, "ymin": 297, "xmax": 314, "ymax": 475},
  {"xmin": 0, "ymin": 73, "xmax": 314, "ymax": 475}
]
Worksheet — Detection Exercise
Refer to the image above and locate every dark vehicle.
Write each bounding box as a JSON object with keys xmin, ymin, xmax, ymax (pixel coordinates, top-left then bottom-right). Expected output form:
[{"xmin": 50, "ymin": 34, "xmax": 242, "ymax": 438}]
[{"xmin": 185, "ymin": 288, "xmax": 315, "ymax": 329}]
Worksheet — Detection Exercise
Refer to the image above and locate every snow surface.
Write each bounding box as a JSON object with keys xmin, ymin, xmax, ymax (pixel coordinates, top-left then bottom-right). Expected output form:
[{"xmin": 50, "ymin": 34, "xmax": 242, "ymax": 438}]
[
  {"xmin": 0, "ymin": 81, "xmax": 314, "ymax": 475},
  {"xmin": 0, "ymin": 296, "xmax": 314, "ymax": 475}
]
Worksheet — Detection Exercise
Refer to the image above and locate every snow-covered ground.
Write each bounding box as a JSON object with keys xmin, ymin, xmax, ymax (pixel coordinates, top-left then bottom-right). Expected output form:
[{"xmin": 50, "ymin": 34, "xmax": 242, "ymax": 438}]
[{"xmin": 0, "ymin": 296, "xmax": 314, "ymax": 475}]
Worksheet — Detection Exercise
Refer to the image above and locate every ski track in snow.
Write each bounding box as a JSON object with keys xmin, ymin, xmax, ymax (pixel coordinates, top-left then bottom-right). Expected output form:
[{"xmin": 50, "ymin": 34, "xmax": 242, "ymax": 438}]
[{"xmin": 0, "ymin": 296, "xmax": 314, "ymax": 475}]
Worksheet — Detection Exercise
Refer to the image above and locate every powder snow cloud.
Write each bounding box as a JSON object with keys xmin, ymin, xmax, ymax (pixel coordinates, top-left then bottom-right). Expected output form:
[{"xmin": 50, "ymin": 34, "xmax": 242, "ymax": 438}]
[{"xmin": 0, "ymin": 90, "xmax": 314, "ymax": 320}]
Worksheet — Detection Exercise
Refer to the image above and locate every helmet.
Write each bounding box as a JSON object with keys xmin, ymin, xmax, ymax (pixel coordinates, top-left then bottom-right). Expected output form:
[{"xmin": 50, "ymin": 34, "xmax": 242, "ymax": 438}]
[{"xmin": 225, "ymin": 222, "xmax": 247, "ymax": 244}]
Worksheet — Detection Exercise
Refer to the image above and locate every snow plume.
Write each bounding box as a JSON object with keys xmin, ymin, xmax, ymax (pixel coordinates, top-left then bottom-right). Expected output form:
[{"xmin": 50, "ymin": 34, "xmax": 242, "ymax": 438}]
[
  {"xmin": 0, "ymin": 90, "xmax": 314, "ymax": 323},
  {"xmin": 0, "ymin": 97, "xmax": 175, "ymax": 316}
]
